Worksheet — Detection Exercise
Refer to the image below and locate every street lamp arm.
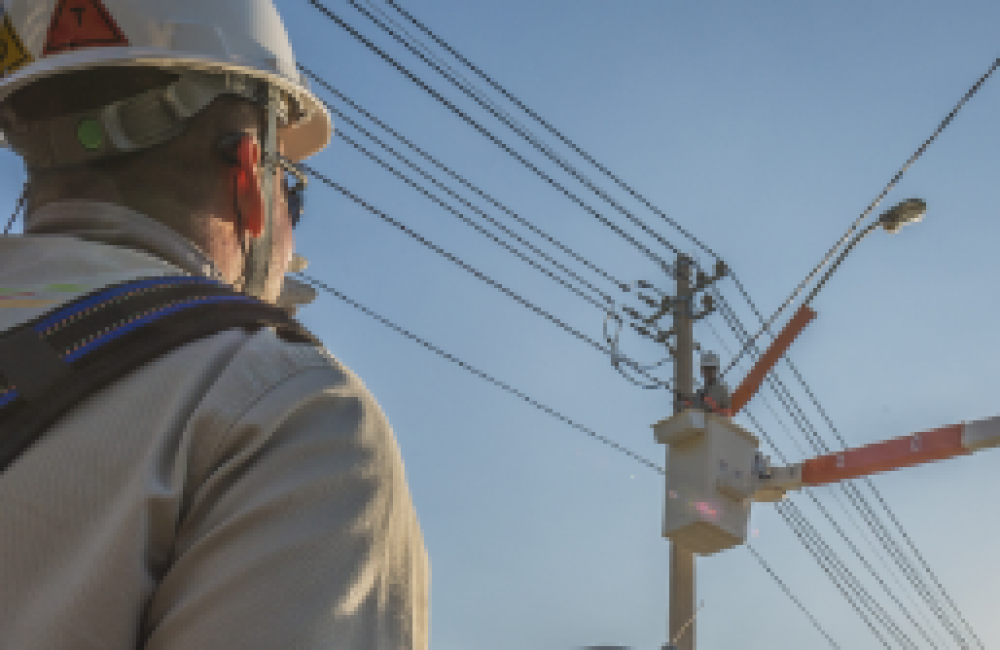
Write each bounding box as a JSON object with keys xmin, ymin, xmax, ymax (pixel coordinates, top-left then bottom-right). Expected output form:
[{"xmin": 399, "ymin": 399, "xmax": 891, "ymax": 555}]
[
  {"xmin": 721, "ymin": 220, "xmax": 880, "ymax": 380},
  {"xmin": 800, "ymin": 220, "xmax": 881, "ymax": 309}
]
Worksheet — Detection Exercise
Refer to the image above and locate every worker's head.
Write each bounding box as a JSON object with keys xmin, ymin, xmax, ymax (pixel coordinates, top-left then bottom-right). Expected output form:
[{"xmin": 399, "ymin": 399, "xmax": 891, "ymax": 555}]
[
  {"xmin": 0, "ymin": 0, "xmax": 332, "ymax": 304},
  {"xmin": 5, "ymin": 67, "xmax": 297, "ymax": 303},
  {"xmin": 701, "ymin": 352, "xmax": 720, "ymax": 384}
]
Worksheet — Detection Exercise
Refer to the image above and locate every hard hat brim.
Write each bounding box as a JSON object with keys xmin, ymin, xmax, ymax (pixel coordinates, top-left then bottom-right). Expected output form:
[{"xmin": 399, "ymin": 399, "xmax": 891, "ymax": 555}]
[{"xmin": 0, "ymin": 50, "xmax": 332, "ymax": 163}]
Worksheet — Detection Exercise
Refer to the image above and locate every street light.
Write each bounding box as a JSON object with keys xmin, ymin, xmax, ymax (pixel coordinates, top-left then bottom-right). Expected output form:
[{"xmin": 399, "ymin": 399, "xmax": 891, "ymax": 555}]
[
  {"xmin": 721, "ymin": 198, "xmax": 927, "ymax": 380},
  {"xmin": 801, "ymin": 198, "xmax": 926, "ymax": 307},
  {"xmin": 879, "ymin": 198, "xmax": 927, "ymax": 234}
]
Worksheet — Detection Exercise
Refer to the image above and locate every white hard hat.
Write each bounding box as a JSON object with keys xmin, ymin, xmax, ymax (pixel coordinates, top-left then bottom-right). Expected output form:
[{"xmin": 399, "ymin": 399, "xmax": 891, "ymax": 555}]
[
  {"xmin": 700, "ymin": 352, "xmax": 720, "ymax": 368},
  {"xmin": 0, "ymin": 0, "xmax": 332, "ymax": 162}
]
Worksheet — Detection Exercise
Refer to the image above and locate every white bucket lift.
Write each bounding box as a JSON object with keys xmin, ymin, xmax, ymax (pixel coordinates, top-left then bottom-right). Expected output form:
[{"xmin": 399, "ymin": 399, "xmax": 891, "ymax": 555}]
[
  {"xmin": 654, "ymin": 407, "xmax": 1000, "ymax": 557},
  {"xmin": 653, "ymin": 409, "xmax": 762, "ymax": 556}
]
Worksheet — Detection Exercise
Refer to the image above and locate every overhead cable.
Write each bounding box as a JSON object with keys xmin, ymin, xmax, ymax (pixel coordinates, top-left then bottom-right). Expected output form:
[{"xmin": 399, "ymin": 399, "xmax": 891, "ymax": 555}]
[
  {"xmin": 298, "ymin": 161, "xmax": 605, "ymax": 350},
  {"xmin": 348, "ymin": 0, "xmax": 732, "ymax": 279},
  {"xmin": 745, "ymin": 542, "xmax": 843, "ymax": 650},
  {"xmin": 716, "ymin": 292, "xmax": 979, "ymax": 648},
  {"xmin": 717, "ymin": 291, "xmax": 976, "ymax": 648},
  {"xmin": 705, "ymin": 319, "xmax": 954, "ymax": 649},
  {"xmin": 297, "ymin": 271, "xmax": 665, "ymax": 475},
  {"xmin": 741, "ymin": 410, "xmax": 917, "ymax": 649},
  {"xmin": 775, "ymin": 497, "xmax": 900, "ymax": 649},
  {"xmin": 359, "ymin": 24, "xmax": 997, "ymax": 638},
  {"xmin": 330, "ymin": 11, "xmax": 956, "ymax": 610},
  {"xmin": 3, "ymin": 181, "xmax": 28, "ymax": 235},
  {"xmin": 302, "ymin": 4, "xmax": 984, "ymax": 642},
  {"xmin": 741, "ymin": 405, "xmax": 926, "ymax": 649},
  {"xmin": 299, "ymin": 64, "xmax": 629, "ymax": 293},
  {"xmin": 370, "ymin": 0, "xmax": 782, "ymax": 386},
  {"xmin": 298, "ymin": 161, "xmax": 670, "ymax": 390},
  {"xmin": 336, "ymin": 129, "xmax": 610, "ymax": 311},
  {"xmin": 379, "ymin": 0, "xmax": 720, "ymax": 263},
  {"xmin": 296, "ymin": 269, "xmax": 840, "ymax": 648},
  {"xmin": 305, "ymin": 0, "xmax": 676, "ymax": 271},
  {"xmin": 785, "ymin": 360, "xmax": 986, "ymax": 650},
  {"xmin": 721, "ymin": 56, "xmax": 1000, "ymax": 380},
  {"xmin": 321, "ymin": 97, "xmax": 614, "ymax": 307}
]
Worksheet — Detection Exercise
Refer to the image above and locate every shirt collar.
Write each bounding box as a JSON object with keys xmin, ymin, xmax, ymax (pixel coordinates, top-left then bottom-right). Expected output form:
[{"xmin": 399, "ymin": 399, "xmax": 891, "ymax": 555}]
[
  {"xmin": 24, "ymin": 200, "xmax": 226, "ymax": 282},
  {"xmin": 22, "ymin": 199, "xmax": 318, "ymax": 316}
]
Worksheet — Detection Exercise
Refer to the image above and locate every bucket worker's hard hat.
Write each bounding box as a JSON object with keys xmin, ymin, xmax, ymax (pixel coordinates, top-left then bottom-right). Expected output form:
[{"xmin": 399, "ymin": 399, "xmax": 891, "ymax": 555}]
[
  {"xmin": 700, "ymin": 352, "xmax": 720, "ymax": 369},
  {"xmin": 0, "ymin": 0, "xmax": 332, "ymax": 163}
]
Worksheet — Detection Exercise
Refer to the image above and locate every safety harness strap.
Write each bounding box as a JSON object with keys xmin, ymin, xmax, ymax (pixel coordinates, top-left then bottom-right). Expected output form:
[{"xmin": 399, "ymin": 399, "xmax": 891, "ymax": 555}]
[{"xmin": 0, "ymin": 274, "xmax": 320, "ymax": 473}]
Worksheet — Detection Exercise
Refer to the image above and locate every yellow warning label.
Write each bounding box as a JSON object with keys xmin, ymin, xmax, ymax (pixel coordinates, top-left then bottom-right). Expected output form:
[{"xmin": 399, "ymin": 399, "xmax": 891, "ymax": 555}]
[{"xmin": 0, "ymin": 12, "xmax": 34, "ymax": 79}]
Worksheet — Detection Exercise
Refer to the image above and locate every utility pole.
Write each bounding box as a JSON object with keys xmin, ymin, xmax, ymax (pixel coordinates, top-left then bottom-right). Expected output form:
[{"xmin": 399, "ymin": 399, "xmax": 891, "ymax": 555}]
[
  {"xmin": 668, "ymin": 253, "xmax": 696, "ymax": 650},
  {"xmin": 608, "ymin": 252, "xmax": 724, "ymax": 650},
  {"xmin": 656, "ymin": 254, "xmax": 724, "ymax": 650},
  {"xmin": 612, "ymin": 201, "xmax": 922, "ymax": 649}
]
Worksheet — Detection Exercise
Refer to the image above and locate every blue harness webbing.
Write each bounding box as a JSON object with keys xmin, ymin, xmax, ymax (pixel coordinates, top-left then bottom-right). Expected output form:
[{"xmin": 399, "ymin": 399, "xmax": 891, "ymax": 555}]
[{"xmin": 0, "ymin": 275, "xmax": 320, "ymax": 472}]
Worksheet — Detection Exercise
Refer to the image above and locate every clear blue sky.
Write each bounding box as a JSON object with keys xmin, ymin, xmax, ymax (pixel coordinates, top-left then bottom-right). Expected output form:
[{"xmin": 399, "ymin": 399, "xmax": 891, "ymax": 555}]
[{"xmin": 3, "ymin": 2, "xmax": 1000, "ymax": 648}]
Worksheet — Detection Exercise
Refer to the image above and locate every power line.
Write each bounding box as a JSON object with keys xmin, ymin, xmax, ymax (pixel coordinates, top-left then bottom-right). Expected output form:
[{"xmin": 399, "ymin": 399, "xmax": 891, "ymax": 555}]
[
  {"xmin": 312, "ymin": 31, "xmax": 916, "ymax": 632},
  {"xmin": 318, "ymin": 93, "xmax": 615, "ymax": 309},
  {"xmin": 369, "ymin": 0, "xmax": 790, "ymax": 388},
  {"xmin": 298, "ymin": 160, "xmax": 607, "ymax": 350},
  {"xmin": 346, "ymin": 0, "xmax": 693, "ymax": 266},
  {"xmin": 3, "ymin": 181, "xmax": 27, "ymax": 235},
  {"xmin": 740, "ymin": 409, "xmax": 916, "ymax": 648},
  {"xmin": 303, "ymin": 4, "xmax": 983, "ymax": 642},
  {"xmin": 775, "ymin": 496, "xmax": 900, "ymax": 649},
  {"xmin": 785, "ymin": 360, "xmax": 986, "ymax": 650},
  {"xmin": 295, "ymin": 269, "xmax": 842, "ymax": 648},
  {"xmin": 336, "ymin": 129, "xmax": 610, "ymax": 311},
  {"xmin": 721, "ymin": 56, "xmax": 1000, "ymax": 381},
  {"xmin": 297, "ymin": 271, "xmax": 665, "ymax": 475},
  {"xmin": 740, "ymin": 407, "xmax": 924, "ymax": 649},
  {"xmin": 305, "ymin": 0, "xmax": 678, "ymax": 272},
  {"xmin": 707, "ymin": 264, "xmax": 976, "ymax": 649},
  {"xmin": 299, "ymin": 64, "xmax": 629, "ymax": 293},
  {"xmin": 355, "ymin": 25, "xmax": 993, "ymax": 639},
  {"xmin": 745, "ymin": 541, "xmax": 843, "ymax": 649},
  {"xmin": 705, "ymin": 319, "xmax": 953, "ymax": 649},
  {"xmin": 298, "ymin": 159, "xmax": 672, "ymax": 391},
  {"xmin": 300, "ymin": 63, "xmax": 680, "ymax": 395},
  {"xmin": 378, "ymin": 0, "xmax": 720, "ymax": 262},
  {"xmin": 294, "ymin": 155, "xmax": 890, "ymax": 646},
  {"xmin": 716, "ymin": 291, "xmax": 976, "ymax": 648}
]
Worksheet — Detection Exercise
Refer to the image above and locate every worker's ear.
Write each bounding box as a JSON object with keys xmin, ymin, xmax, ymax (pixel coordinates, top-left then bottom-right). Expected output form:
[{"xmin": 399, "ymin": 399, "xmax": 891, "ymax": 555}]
[{"xmin": 219, "ymin": 132, "xmax": 265, "ymax": 238}]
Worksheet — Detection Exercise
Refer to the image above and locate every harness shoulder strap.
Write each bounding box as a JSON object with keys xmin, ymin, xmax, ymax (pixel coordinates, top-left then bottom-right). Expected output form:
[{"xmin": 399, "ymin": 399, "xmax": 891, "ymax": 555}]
[{"xmin": 0, "ymin": 275, "xmax": 321, "ymax": 473}]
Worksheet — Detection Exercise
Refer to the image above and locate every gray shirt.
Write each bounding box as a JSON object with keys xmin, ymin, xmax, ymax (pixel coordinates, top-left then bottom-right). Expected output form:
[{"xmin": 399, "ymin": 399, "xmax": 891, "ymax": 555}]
[
  {"xmin": 0, "ymin": 201, "xmax": 429, "ymax": 649},
  {"xmin": 696, "ymin": 380, "xmax": 731, "ymax": 411}
]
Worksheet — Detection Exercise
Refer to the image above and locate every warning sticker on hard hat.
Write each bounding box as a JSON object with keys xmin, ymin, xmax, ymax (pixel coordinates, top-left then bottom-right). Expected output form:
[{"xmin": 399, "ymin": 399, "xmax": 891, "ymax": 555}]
[
  {"xmin": 44, "ymin": 0, "xmax": 129, "ymax": 57},
  {"xmin": 0, "ymin": 12, "xmax": 34, "ymax": 79}
]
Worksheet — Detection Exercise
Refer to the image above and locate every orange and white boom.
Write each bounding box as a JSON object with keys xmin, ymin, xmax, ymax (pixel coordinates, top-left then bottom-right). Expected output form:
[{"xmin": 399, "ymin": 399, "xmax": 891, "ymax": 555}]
[
  {"xmin": 752, "ymin": 415, "xmax": 1000, "ymax": 502},
  {"xmin": 730, "ymin": 304, "xmax": 817, "ymax": 416}
]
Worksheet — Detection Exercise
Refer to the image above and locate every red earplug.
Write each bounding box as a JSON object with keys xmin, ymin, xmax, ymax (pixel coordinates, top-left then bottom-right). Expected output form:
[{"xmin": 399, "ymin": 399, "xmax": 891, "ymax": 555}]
[{"xmin": 232, "ymin": 135, "xmax": 265, "ymax": 238}]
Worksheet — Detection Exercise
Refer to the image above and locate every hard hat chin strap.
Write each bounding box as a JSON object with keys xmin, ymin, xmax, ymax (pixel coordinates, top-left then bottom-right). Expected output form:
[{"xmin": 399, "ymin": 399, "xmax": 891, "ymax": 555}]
[
  {"xmin": 237, "ymin": 86, "xmax": 281, "ymax": 301},
  {"xmin": 2, "ymin": 71, "xmax": 292, "ymax": 173}
]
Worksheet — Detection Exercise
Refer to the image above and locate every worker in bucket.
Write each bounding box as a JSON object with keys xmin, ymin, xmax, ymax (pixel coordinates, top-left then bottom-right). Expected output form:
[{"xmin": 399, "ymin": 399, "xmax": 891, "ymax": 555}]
[
  {"xmin": 0, "ymin": 1, "xmax": 428, "ymax": 648},
  {"xmin": 695, "ymin": 351, "xmax": 732, "ymax": 415}
]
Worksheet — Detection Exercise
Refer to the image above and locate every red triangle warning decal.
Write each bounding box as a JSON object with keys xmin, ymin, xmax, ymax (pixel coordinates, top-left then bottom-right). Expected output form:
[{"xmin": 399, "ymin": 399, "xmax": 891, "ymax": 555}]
[
  {"xmin": 44, "ymin": 0, "xmax": 129, "ymax": 56},
  {"xmin": 1, "ymin": 13, "xmax": 35, "ymax": 78}
]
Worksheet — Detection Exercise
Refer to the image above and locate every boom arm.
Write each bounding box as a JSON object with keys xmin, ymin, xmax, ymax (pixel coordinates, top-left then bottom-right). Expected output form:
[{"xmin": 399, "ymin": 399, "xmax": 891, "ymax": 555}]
[{"xmin": 753, "ymin": 414, "xmax": 1000, "ymax": 501}]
